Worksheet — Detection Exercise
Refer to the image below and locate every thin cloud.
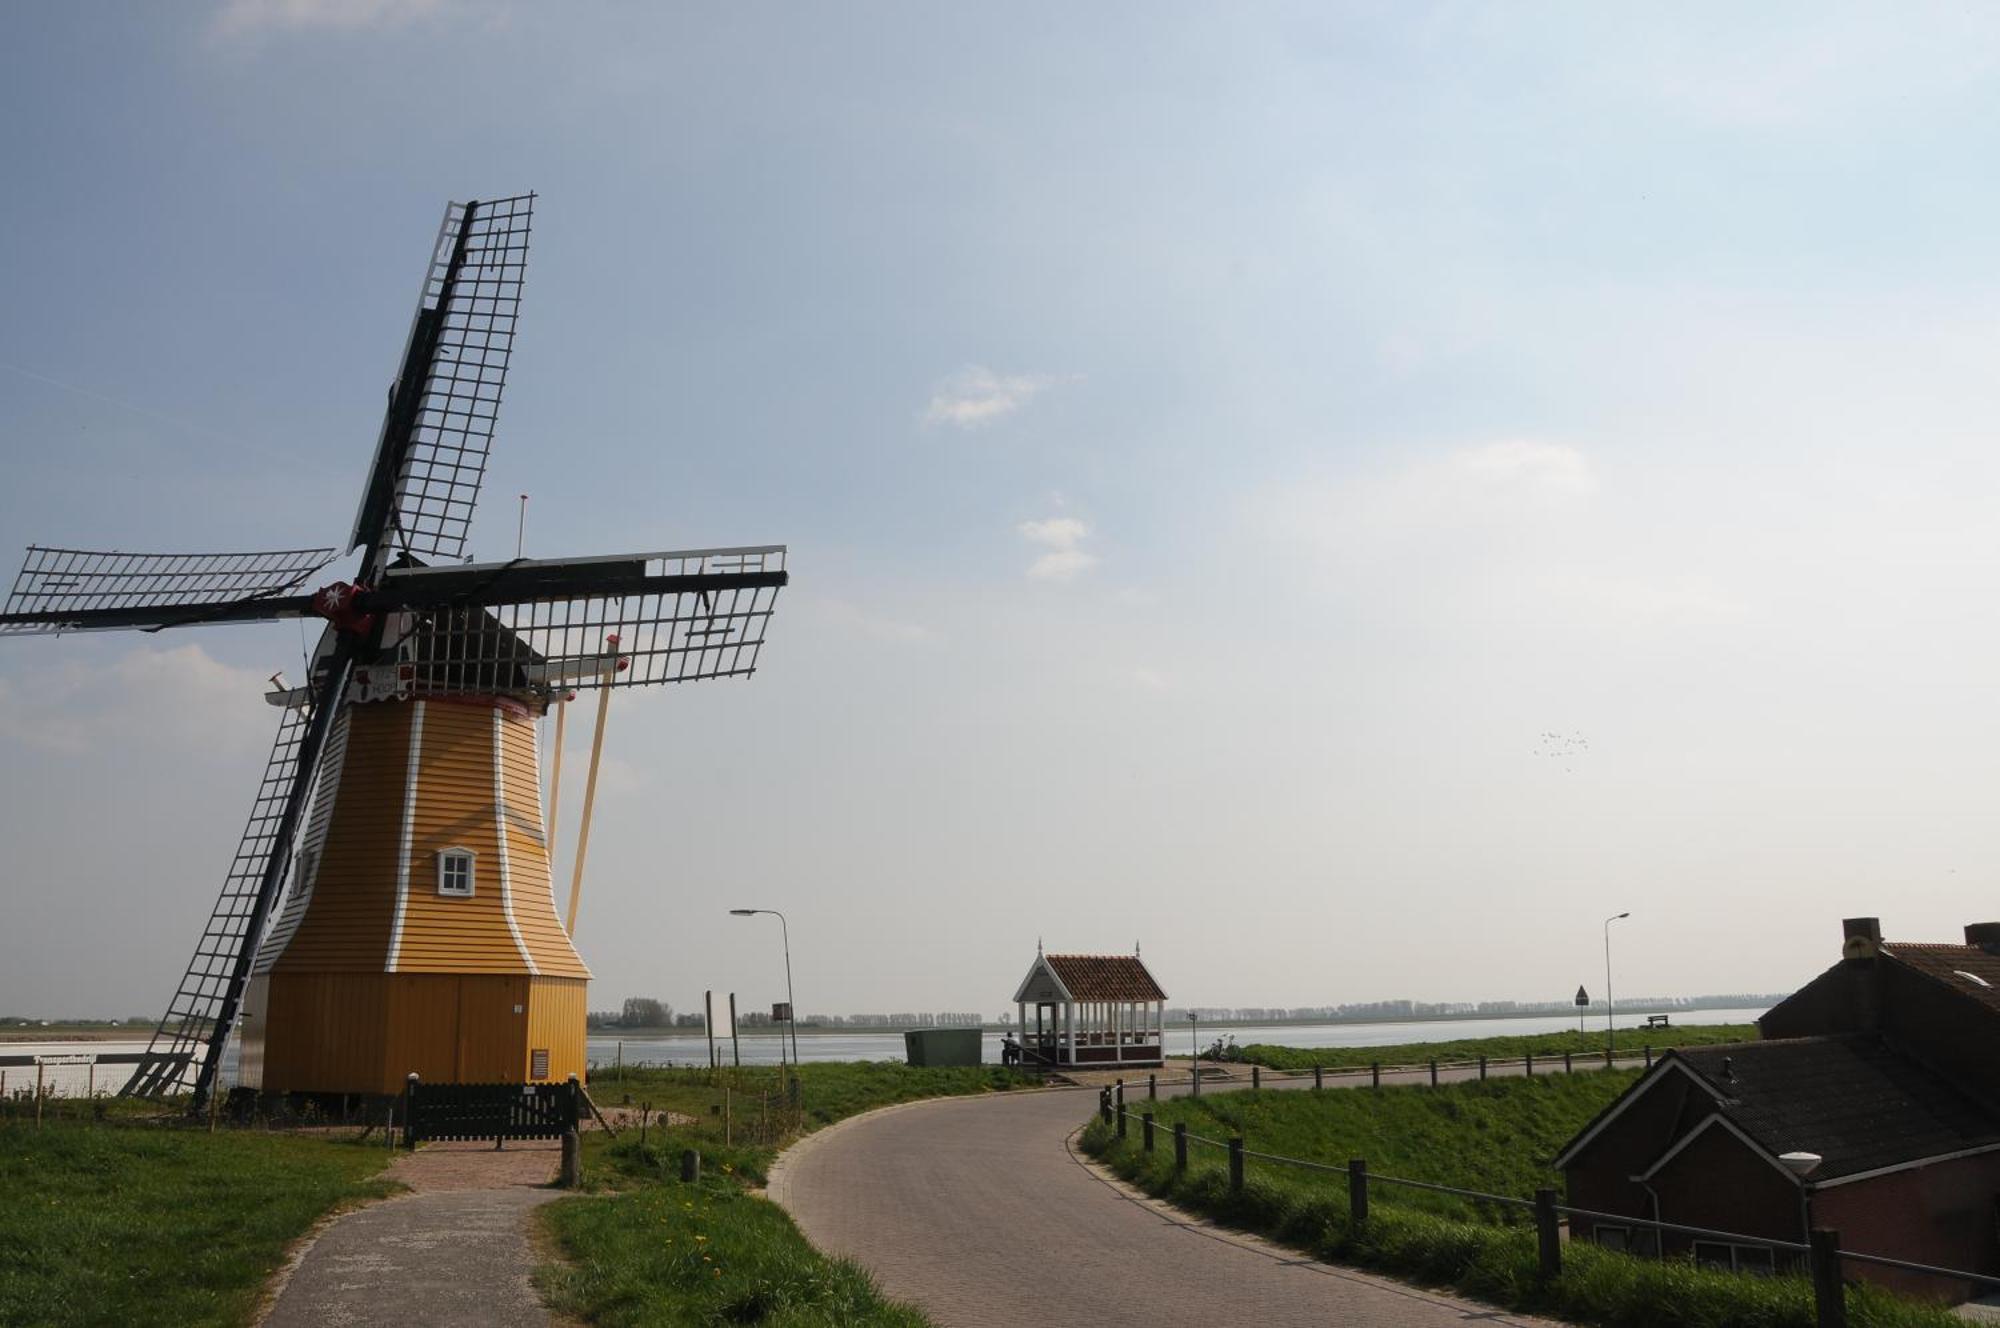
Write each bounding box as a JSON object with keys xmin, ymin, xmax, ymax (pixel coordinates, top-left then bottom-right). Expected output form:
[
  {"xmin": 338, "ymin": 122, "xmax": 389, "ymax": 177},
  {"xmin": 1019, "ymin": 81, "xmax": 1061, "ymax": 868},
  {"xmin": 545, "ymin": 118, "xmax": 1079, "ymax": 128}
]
[
  {"xmin": 925, "ymin": 366, "xmax": 1072, "ymax": 429},
  {"xmin": 211, "ymin": 0, "xmax": 446, "ymax": 39},
  {"xmin": 1018, "ymin": 516, "xmax": 1097, "ymax": 581}
]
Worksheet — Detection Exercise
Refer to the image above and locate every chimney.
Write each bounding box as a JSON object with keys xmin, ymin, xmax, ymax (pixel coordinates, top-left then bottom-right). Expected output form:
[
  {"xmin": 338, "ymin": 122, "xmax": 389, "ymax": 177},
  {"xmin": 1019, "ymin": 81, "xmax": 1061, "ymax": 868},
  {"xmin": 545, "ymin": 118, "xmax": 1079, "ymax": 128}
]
[
  {"xmin": 1965, "ymin": 923, "xmax": 2000, "ymax": 955},
  {"xmin": 1842, "ymin": 917, "xmax": 1882, "ymax": 960}
]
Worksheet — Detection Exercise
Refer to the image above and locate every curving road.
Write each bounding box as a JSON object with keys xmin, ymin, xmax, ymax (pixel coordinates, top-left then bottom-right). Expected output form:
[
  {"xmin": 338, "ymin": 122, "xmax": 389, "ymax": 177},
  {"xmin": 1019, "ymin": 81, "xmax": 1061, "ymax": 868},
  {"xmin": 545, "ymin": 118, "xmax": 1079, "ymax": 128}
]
[{"xmin": 771, "ymin": 1065, "xmax": 1571, "ymax": 1327}]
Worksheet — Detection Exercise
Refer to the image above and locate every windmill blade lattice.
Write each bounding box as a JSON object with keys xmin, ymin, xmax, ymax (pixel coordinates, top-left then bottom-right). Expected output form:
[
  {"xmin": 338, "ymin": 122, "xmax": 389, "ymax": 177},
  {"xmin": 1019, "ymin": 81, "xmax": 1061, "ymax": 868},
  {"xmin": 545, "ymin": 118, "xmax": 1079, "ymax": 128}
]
[
  {"xmin": 0, "ymin": 546, "xmax": 335, "ymax": 636},
  {"xmin": 123, "ymin": 694, "xmax": 325, "ymax": 1097},
  {"xmin": 386, "ymin": 546, "xmax": 787, "ymax": 694},
  {"xmin": 352, "ymin": 194, "xmax": 534, "ymax": 564}
]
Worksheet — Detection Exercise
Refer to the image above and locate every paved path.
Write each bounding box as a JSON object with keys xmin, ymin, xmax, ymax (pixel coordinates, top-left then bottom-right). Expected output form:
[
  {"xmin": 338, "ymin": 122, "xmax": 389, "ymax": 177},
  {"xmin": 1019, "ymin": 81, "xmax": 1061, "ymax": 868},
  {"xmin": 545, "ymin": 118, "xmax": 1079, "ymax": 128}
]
[
  {"xmin": 262, "ymin": 1141, "xmax": 563, "ymax": 1328},
  {"xmin": 772, "ymin": 1065, "xmax": 1578, "ymax": 1328}
]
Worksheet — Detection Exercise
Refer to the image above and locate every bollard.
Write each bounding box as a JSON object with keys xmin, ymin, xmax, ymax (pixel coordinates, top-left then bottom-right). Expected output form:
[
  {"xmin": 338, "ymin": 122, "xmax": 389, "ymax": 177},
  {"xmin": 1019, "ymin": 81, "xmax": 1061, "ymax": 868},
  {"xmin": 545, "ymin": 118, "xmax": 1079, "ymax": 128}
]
[
  {"xmin": 1429, "ymin": 1058, "xmax": 1438, "ymax": 1087},
  {"xmin": 1525, "ymin": 1051, "xmax": 1534, "ymax": 1077},
  {"xmin": 1174, "ymin": 1121, "xmax": 1188, "ymax": 1174},
  {"xmin": 559, "ymin": 1129, "xmax": 581, "ymax": 1187},
  {"xmin": 1115, "ymin": 1079, "xmax": 1125, "ymax": 1123},
  {"xmin": 1148, "ymin": 1073, "xmax": 1157, "ymax": 1101},
  {"xmin": 1348, "ymin": 1158, "xmax": 1368, "ymax": 1224},
  {"xmin": 1534, "ymin": 1188, "xmax": 1562, "ymax": 1280},
  {"xmin": 1370, "ymin": 1061, "xmax": 1380, "ymax": 1090},
  {"xmin": 1099, "ymin": 1088, "xmax": 1112, "ymax": 1125},
  {"xmin": 680, "ymin": 1148, "xmax": 700, "ymax": 1183},
  {"xmin": 1229, "ymin": 1137, "xmax": 1244, "ymax": 1193},
  {"xmin": 1564, "ymin": 1050, "xmax": 1572, "ymax": 1074},
  {"xmin": 1810, "ymin": 1228, "xmax": 1847, "ymax": 1328},
  {"xmin": 1479, "ymin": 1055, "xmax": 1487, "ymax": 1081},
  {"xmin": 1117, "ymin": 1098, "xmax": 1128, "ymax": 1140},
  {"xmin": 403, "ymin": 1072, "xmax": 419, "ymax": 1149},
  {"xmin": 1252, "ymin": 1066, "xmax": 1261, "ymax": 1091},
  {"xmin": 1645, "ymin": 1045, "xmax": 1653, "ymax": 1069},
  {"xmin": 1143, "ymin": 1112, "xmax": 1155, "ymax": 1151},
  {"xmin": 1605, "ymin": 1046, "xmax": 1613, "ymax": 1069},
  {"xmin": 1314, "ymin": 1065, "xmax": 1323, "ymax": 1091}
]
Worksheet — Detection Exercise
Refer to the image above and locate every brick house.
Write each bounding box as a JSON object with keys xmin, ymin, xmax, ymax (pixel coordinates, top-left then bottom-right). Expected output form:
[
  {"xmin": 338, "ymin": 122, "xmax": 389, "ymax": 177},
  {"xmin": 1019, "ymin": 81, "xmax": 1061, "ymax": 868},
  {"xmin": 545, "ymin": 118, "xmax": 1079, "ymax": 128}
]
[{"xmin": 1554, "ymin": 918, "xmax": 2000, "ymax": 1301}]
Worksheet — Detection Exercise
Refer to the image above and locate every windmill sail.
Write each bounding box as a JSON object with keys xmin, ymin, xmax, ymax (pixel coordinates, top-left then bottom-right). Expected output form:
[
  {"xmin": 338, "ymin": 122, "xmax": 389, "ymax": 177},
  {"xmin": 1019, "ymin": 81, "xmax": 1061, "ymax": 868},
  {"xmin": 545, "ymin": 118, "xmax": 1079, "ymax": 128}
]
[
  {"xmin": 0, "ymin": 545, "xmax": 334, "ymax": 635},
  {"xmin": 351, "ymin": 194, "xmax": 535, "ymax": 565},
  {"xmin": 385, "ymin": 546, "xmax": 788, "ymax": 693},
  {"xmin": 123, "ymin": 692, "xmax": 328, "ymax": 1097}
]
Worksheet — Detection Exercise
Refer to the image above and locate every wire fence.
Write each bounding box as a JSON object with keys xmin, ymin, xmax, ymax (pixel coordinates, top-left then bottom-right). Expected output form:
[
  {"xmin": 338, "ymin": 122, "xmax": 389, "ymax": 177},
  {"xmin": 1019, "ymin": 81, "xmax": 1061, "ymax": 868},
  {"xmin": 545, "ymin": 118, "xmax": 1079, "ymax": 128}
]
[{"xmin": 1092, "ymin": 1076, "xmax": 2000, "ymax": 1327}]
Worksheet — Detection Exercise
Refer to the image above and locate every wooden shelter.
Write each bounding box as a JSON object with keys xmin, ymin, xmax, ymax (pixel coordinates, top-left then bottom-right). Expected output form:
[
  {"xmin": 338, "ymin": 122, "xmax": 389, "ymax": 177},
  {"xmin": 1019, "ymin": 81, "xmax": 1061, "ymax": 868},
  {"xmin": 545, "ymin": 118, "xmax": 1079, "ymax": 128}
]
[{"xmin": 1012, "ymin": 946, "xmax": 1166, "ymax": 1069}]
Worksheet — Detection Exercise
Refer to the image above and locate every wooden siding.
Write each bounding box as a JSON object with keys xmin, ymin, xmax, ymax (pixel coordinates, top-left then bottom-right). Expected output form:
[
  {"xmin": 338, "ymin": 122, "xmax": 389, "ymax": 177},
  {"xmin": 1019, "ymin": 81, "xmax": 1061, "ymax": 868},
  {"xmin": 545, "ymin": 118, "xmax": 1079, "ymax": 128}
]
[
  {"xmin": 390, "ymin": 699, "xmax": 533, "ymax": 972},
  {"xmin": 498, "ymin": 711, "xmax": 589, "ymax": 977},
  {"xmin": 268, "ymin": 703, "xmax": 413, "ymax": 971},
  {"xmin": 524, "ymin": 976, "xmax": 588, "ymax": 1082}
]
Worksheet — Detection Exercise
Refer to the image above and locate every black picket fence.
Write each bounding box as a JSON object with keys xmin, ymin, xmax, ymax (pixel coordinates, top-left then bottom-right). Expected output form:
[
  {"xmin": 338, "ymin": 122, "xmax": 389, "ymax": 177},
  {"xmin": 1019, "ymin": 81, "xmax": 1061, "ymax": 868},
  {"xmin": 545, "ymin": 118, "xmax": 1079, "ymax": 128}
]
[{"xmin": 400, "ymin": 1074, "xmax": 580, "ymax": 1146}]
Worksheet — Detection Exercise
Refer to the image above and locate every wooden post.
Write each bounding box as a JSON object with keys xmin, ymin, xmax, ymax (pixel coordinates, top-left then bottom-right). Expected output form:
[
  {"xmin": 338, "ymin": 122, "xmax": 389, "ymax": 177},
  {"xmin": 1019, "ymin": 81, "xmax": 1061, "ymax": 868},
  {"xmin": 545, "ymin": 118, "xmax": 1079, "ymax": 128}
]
[
  {"xmin": 559, "ymin": 1129, "xmax": 581, "ymax": 1187},
  {"xmin": 1370, "ymin": 1061, "xmax": 1380, "ymax": 1090},
  {"xmin": 1810, "ymin": 1229, "xmax": 1846, "ymax": 1328},
  {"xmin": 1479, "ymin": 1055, "xmax": 1487, "ymax": 1081},
  {"xmin": 1148, "ymin": 1073, "xmax": 1157, "ymax": 1100},
  {"xmin": 1143, "ymin": 1112, "xmax": 1155, "ymax": 1152},
  {"xmin": 1116, "ymin": 1090, "xmax": 1127, "ymax": 1140},
  {"xmin": 1429, "ymin": 1059, "xmax": 1438, "ymax": 1087},
  {"xmin": 1645, "ymin": 1045, "xmax": 1653, "ymax": 1069},
  {"xmin": 1173, "ymin": 1121, "xmax": 1188, "ymax": 1174},
  {"xmin": 546, "ymin": 694, "xmax": 569, "ymax": 863},
  {"xmin": 1099, "ymin": 1088, "xmax": 1112, "ymax": 1125},
  {"xmin": 403, "ymin": 1073, "xmax": 418, "ymax": 1149},
  {"xmin": 1229, "ymin": 1137, "xmax": 1244, "ymax": 1193},
  {"xmin": 1251, "ymin": 1065, "xmax": 1261, "ymax": 1090},
  {"xmin": 35, "ymin": 1062, "xmax": 43, "ymax": 1128},
  {"xmin": 615, "ymin": 1040, "xmax": 623, "ymax": 1081},
  {"xmin": 1564, "ymin": 1050, "xmax": 1573, "ymax": 1074},
  {"xmin": 1313, "ymin": 1065, "xmax": 1323, "ymax": 1090},
  {"xmin": 1348, "ymin": 1159, "xmax": 1368, "ymax": 1224},
  {"xmin": 564, "ymin": 653, "xmax": 618, "ymax": 936},
  {"xmin": 680, "ymin": 1148, "xmax": 700, "ymax": 1183},
  {"xmin": 1535, "ymin": 1188, "xmax": 1562, "ymax": 1280},
  {"xmin": 724, "ymin": 1085, "xmax": 732, "ymax": 1146},
  {"xmin": 1525, "ymin": 1051, "xmax": 1534, "ymax": 1077}
]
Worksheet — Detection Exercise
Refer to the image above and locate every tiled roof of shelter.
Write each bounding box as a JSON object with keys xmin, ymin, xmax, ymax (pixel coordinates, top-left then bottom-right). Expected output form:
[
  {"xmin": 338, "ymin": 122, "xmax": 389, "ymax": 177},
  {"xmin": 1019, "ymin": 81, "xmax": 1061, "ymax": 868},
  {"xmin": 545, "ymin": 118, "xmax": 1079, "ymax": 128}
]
[
  {"xmin": 1881, "ymin": 942, "xmax": 2000, "ymax": 1016},
  {"xmin": 1045, "ymin": 954, "xmax": 1166, "ymax": 1002},
  {"xmin": 1671, "ymin": 1035, "xmax": 2000, "ymax": 1182}
]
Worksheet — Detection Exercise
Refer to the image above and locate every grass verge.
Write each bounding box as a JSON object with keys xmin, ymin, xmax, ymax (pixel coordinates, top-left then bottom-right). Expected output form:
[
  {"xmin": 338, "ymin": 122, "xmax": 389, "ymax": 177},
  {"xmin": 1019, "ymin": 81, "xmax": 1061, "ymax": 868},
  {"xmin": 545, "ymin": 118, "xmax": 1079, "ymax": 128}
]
[
  {"xmin": 539, "ymin": 1060, "xmax": 1039, "ymax": 1325},
  {"xmin": 0, "ymin": 1117, "xmax": 397, "ymax": 1328},
  {"xmin": 1084, "ymin": 1079, "xmax": 1958, "ymax": 1328},
  {"xmin": 1233, "ymin": 1022, "xmax": 1761, "ymax": 1072}
]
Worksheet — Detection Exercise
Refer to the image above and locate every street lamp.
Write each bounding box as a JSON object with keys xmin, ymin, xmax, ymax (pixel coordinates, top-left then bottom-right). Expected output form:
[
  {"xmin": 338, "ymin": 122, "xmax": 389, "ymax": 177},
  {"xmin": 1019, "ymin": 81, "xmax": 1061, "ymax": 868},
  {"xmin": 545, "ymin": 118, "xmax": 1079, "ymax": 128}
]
[
  {"xmin": 1188, "ymin": 1011, "xmax": 1199, "ymax": 1097},
  {"xmin": 1604, "ymin": 911, "xmax": 1631, "ymax": 1059},
  {"xmin": 729, "ymin": 908, "xmax": 798, "ymax": 1069}
]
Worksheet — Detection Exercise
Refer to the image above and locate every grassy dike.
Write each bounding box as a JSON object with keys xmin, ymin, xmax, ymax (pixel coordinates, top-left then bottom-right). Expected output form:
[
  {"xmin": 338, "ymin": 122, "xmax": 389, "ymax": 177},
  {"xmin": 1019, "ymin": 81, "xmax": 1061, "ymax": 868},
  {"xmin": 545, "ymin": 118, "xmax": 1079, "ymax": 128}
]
[
  {"xmin": 537, "ymin": 1062, "xmax": 1037, "ymax": 1326},
  {"xmin": 0, "ymin": 1116, "xmax": 398, "ymax": 1328},
  {"xmin": 1230, "ymin": 1022, "xmax": 1762, "ymax": 1072},
  {"xmin": 1082, "ymin": 1075, "xmax": 1958, "ymax": 1328}
]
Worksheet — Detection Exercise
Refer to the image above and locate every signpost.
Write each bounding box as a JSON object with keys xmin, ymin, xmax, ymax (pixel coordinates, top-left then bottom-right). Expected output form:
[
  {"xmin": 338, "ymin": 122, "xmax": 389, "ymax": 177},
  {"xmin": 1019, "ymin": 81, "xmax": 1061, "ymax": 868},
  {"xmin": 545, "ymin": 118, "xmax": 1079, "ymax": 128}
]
[{"xmin": 1574, "ymin": 985, "xmax": 1589, "ymax": 1036}]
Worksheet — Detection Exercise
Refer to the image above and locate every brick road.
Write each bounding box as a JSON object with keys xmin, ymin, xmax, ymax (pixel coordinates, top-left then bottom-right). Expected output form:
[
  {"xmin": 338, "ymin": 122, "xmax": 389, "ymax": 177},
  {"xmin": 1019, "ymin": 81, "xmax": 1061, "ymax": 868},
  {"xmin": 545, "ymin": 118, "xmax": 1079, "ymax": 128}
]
[{"xmin": 771, "ymin": 1063, "xmax": 1581, "ymax": 1327}]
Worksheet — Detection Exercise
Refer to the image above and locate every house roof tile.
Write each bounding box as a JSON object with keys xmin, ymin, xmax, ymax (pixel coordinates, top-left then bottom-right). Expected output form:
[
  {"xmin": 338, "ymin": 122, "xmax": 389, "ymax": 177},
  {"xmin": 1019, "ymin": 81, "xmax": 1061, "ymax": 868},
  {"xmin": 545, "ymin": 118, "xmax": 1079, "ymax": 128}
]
[
  {"xmin": 1670, "ymin": 1035, "xmax": 2000, "ymax": 1181},
  {"xmin": 1044, "ymin": 954, "xmax": 1166, "ymax": 1002},
  {"xmin": 1881, "ymin": 942, "xmax": 2000, "ymax": 1016}
]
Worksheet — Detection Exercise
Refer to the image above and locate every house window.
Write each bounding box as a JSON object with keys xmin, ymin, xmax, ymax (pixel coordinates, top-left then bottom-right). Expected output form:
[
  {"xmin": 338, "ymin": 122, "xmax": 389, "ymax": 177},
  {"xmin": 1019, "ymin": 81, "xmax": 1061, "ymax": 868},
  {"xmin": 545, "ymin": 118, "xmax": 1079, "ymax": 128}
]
[
  {"xmin": 1595, "ymin": 1225, "xmax": 1630, "ymax": 1253},
  {"xmin": 1693, "ymin": 1241, "xmax": 1775, "ymax": 1276},
  {"xmin": 436, "ymin": 848, "xmax": 475, "ymax": 897}
]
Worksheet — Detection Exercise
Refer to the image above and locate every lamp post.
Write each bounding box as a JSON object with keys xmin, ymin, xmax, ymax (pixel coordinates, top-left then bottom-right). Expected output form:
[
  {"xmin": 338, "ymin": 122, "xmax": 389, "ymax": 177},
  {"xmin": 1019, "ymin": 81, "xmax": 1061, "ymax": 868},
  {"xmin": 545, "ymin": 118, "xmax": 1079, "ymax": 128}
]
[
  {"xmin": 1188, "ymin": 1011, "xmax": 1199, "ymax": 1096},
  {"xmin": 729, "ymin": 908, "xmax": 798, "ymax": 1069},
  {"xmin": 1604, "ymin": 911, "xmax": 1630, "ymax": 1058}
]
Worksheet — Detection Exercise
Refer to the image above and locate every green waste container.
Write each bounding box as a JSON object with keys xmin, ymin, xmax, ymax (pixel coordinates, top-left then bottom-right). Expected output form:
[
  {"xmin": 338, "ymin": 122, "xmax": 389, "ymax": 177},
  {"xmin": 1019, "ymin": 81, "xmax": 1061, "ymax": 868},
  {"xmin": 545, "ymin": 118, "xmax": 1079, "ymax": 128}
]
[{"xmin": 903, "ymin": 1028, "xmax": 983, "ymax": 1067}]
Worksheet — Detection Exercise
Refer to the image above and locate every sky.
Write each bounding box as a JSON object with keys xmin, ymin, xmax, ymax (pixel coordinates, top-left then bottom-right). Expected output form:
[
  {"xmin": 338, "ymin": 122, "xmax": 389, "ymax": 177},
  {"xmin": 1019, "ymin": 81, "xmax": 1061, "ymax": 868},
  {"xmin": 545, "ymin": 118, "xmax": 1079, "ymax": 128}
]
[{"xmin": 4, "ymin": 2, "xmax": 2000, "ymax": 1023}]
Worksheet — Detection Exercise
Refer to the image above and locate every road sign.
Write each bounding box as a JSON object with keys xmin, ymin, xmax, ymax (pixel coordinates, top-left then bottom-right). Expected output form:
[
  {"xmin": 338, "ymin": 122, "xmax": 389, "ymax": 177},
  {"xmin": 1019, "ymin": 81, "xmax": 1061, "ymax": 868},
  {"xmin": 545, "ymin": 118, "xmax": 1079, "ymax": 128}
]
[
  {"xmin": 771, "ymin": 1002, "xmax": 793, "ymax": 1022},
  {"xmin": 1574, "ymin": 985, "xmax": 1590, "ymax": 1007}
]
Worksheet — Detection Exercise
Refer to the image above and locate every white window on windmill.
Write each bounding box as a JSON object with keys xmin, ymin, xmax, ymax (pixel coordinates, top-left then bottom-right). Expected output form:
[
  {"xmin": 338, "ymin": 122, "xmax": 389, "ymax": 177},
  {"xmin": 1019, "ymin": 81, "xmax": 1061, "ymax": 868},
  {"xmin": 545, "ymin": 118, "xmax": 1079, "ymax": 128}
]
[{"xmin": 436, "ymin": 847, "xmax": 476, "ymax": 898}]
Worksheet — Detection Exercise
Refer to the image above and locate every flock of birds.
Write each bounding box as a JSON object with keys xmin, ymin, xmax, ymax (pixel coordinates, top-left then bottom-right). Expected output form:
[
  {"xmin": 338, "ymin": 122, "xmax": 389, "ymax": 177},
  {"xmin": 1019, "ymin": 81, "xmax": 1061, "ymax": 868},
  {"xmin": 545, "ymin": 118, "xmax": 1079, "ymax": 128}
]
[{"xmin": 1533, "ymin": 730, "xmax": 1590, "ymax": 773}]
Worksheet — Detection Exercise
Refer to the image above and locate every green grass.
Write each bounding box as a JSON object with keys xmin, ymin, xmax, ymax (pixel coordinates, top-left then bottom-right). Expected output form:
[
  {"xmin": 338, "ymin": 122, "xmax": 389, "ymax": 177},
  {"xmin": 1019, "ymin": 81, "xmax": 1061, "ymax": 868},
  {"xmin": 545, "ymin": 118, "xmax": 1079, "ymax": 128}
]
[
  {"xmin": 0, "ymin": 1118, "xmax": 397, "ymax": 1328},
  {"xmin": 1232, "ymin": 1022, "xmax": 1761, "ymax": 1072},
  {"xmin": 541, "ymin": 1060, "xmax": 1038, "ymax": 1325},
  {"xmin": 1084, "ymin": 1079, "xmax": 1958, "ymax": 1328}
]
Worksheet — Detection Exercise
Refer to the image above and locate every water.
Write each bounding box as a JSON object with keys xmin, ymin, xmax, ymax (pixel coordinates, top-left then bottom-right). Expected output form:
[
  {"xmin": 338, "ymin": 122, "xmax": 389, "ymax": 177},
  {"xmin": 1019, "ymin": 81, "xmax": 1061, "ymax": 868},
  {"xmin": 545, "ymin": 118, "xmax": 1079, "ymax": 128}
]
[
  {"xmin": 0, "ymin": 1007, "xmax": 1768, "ymax": 1092},
  {"xmin": 585, "ymin": 1007, "xmax": 1770, "ymax": 1069}
]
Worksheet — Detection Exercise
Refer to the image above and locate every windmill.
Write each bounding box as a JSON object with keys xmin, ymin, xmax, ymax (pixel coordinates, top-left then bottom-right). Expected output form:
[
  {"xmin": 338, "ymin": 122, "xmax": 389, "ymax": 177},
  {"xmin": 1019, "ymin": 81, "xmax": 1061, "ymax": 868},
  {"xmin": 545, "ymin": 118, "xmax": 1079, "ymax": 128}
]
[{"xmin": 0, "ymin": 195, "xmax": 787, "ymax": 1109}]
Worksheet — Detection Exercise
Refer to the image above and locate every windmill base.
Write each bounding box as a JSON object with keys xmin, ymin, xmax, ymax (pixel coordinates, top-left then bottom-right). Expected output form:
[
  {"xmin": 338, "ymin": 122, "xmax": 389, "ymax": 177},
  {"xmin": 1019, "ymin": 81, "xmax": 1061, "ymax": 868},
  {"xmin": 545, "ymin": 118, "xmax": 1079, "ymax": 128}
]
[{"xmin": 238, "ymin": 972, "xmax": 586, "ymax": 1097}]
